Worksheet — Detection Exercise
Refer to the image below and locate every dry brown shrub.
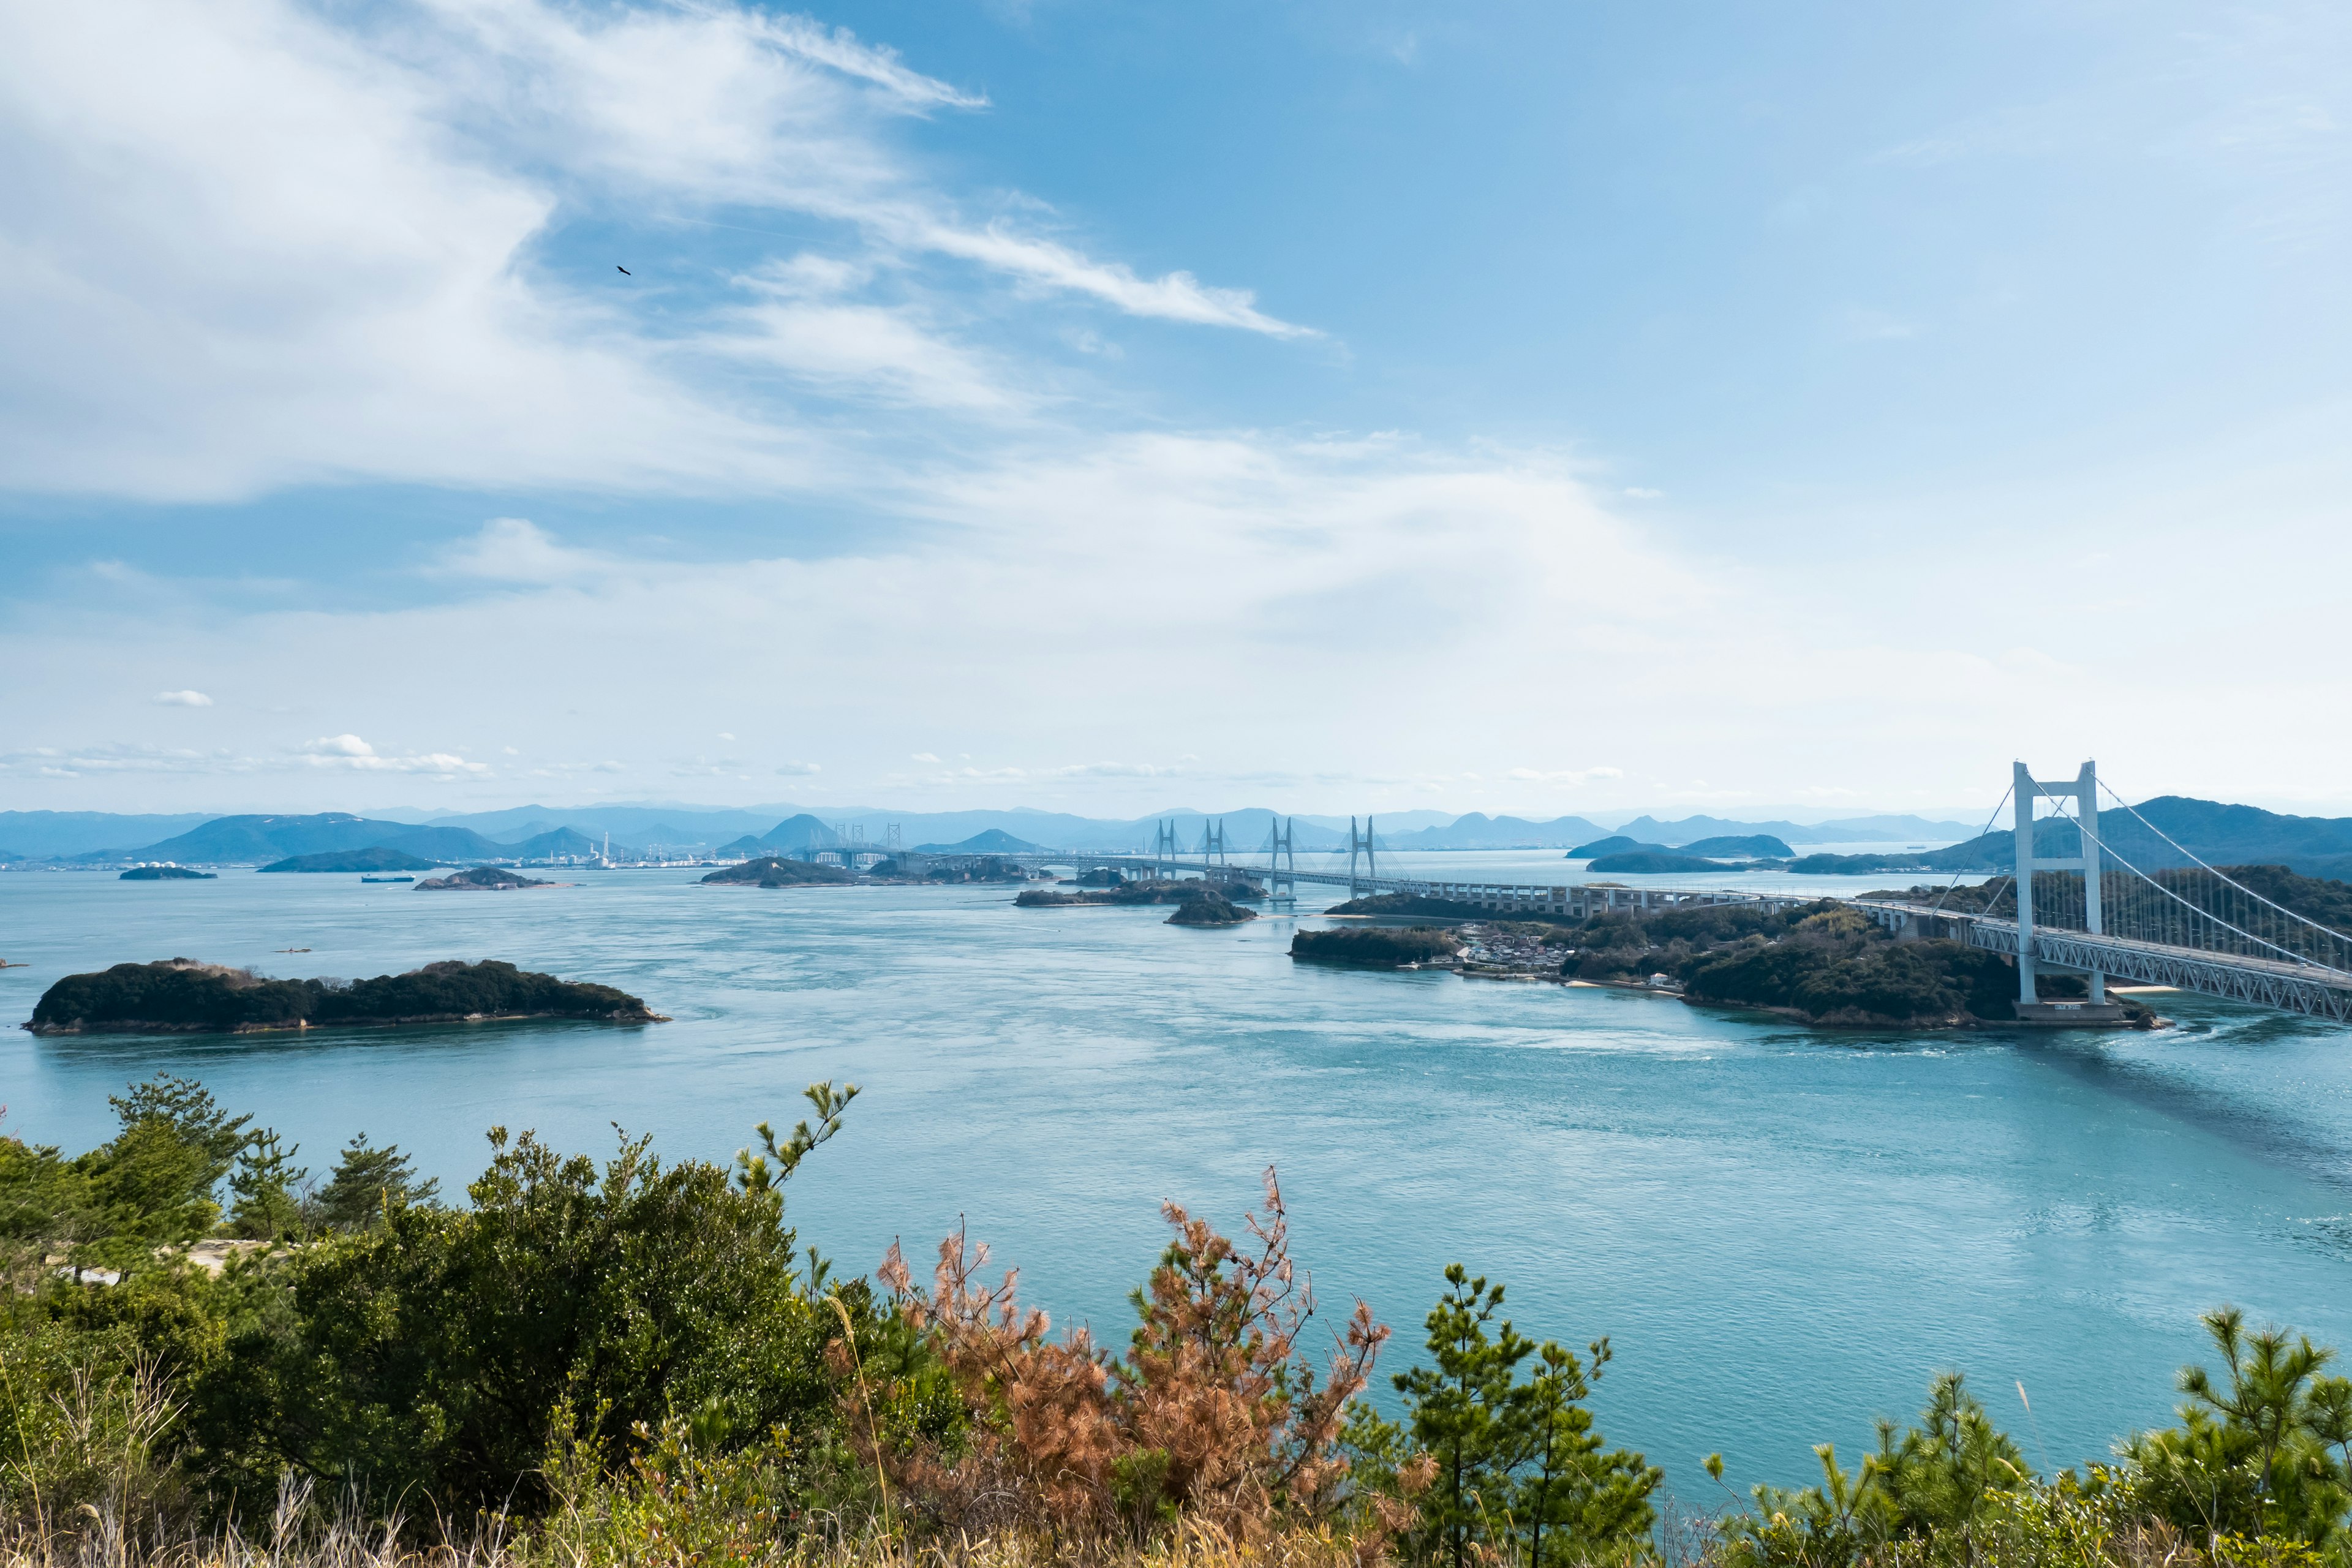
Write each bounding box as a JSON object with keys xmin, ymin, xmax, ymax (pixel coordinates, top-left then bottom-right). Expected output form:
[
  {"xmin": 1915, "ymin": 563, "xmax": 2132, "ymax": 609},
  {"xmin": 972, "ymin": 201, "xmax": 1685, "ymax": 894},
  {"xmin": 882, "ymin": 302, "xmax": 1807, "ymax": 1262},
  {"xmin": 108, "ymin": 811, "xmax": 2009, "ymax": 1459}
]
[{"xmin": 864, "ymin": 1169, "xmax": 1400, "ymax": 1557}]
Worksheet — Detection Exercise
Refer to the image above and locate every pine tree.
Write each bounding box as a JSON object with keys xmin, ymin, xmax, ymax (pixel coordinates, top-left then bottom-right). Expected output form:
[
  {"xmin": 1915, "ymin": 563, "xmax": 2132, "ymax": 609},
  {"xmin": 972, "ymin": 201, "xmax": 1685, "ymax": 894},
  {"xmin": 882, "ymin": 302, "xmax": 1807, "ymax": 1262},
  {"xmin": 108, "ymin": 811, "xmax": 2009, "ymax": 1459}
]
[
  {"xmin": 1393, "ymin": 1265, "xmax": 1536, "ymax": 1568},
  {"xmin": 228, "ymin": 1129, "xmax": 308, "ymax": 1240},
  {"xmin": 316, "ymin": 1133, "xmax": 439, "ymax": 1231},
  {"xmin": 1516, "ymin": 1338, "xmax": 1662, "ymax": 1567}
]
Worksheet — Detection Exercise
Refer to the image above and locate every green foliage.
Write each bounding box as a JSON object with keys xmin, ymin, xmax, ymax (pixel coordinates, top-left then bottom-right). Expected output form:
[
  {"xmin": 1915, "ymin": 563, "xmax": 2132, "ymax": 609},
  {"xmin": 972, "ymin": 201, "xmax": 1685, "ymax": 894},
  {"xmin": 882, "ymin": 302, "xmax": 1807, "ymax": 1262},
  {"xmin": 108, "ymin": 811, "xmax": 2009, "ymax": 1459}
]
[
  {"xmin": 186, "ymin": 1101, "xmax": 876, "ymax": 1518},
  {"xmin": 735, "ymin": 1081, "xmax": 861, "ymax": 1197},
  {"xmin": 227, "ymin": 1130, "xmax": 307, "ymax": 1241},
  {"xmin": 311, "ymin": 1133, "xmax": 435, "ymax": 1232},
  {"xmin": 1290, "ymin": 927, "xmax": 1463, "ymax": 967},
  {"xmin": 1712, "ymin": 1373, "xmax": 2029, "ymax": 1568},
  {"xmin": 1682, "ymin": 936, "xmax": 2020, "ymax": 1025},
  {"xmin": 67, "ymin": 1076, "xmax": 259, "ymax": 1265},
  {"xmin": 1365, "ymin": 1265, "xmax": 1659, "ymax": 1568},
  {"xmin": 2119, "ymin": 1308, "xmax": 2350, "ymax": 1550}
]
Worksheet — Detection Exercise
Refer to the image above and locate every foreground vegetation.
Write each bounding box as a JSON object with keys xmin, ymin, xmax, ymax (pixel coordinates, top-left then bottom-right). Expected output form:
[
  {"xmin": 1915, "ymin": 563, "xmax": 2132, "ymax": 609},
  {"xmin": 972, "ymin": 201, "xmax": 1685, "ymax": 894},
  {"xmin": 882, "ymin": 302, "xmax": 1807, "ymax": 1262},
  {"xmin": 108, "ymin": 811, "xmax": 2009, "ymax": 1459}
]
[
  {"xmin": 4, "ymin": 1076, "xmax": 2349, "ymax": 1568},
  {"xmin": 28, "ymin": 960, "xmax": 662, "ymax": 1035}
]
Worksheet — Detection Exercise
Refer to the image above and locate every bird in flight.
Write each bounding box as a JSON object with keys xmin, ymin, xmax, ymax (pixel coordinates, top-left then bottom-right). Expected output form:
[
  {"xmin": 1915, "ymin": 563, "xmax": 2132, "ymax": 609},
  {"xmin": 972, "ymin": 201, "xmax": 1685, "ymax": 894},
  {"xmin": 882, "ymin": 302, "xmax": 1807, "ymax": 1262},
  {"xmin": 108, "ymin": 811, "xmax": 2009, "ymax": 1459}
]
[{"xmin": 616, "ymin": 265, "xmax": 631, "ymax": 275}]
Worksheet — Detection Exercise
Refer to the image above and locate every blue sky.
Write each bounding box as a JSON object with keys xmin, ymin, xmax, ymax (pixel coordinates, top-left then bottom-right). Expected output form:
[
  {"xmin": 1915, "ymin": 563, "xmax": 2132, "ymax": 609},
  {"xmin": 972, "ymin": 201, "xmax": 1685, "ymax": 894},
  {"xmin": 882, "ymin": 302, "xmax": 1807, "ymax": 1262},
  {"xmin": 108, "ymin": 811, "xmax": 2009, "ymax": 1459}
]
[{"xmin": 2, "ymin": 0, "xmax": 2347, "ymax": 817}]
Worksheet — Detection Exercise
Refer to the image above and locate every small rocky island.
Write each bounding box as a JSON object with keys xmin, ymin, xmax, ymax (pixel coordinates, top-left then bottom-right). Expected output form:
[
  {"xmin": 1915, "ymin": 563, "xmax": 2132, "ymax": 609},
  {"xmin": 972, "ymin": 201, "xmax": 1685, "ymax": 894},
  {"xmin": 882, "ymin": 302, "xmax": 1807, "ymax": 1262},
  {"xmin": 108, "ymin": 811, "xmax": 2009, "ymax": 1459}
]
[
  {"xmin": 120, "ymin": 865, "xmax": 216, "ymax": 881},
  {"xmin": 415, "ymin": 866, "xmax": 555, "ymax": 891},
  {"xmin": 1292, "ymin": 927, "xmax": 1463, "ymax": 967},
  {"xmin": 26, "ymin": 958, "xmax": 665, "ymax": 1035},
  {"xmin": 1166, "ymin": 892, "xmax": 1256, "ymax": 926},
  {"xmin": 701, "ymin": 857, "xmax": 855, "ymax": 888}
]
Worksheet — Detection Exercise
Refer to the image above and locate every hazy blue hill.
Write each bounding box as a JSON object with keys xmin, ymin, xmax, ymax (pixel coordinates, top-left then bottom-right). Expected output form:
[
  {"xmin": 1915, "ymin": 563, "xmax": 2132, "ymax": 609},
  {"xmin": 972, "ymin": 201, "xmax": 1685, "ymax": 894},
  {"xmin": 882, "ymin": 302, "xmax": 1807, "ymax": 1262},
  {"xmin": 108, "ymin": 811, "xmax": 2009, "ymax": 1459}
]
[
  {"xmin": 1379, "ymin": 813, "xmax": 1610, "ymax": 850},
  {"xmin": 1920, "ymin": 796, "xmax": 2352, "ymax": 877},
  {"xmin": 124, "ymin": 813, "xmax": 420, "ymax": 864},
  {"xmin": 1810, "ymin": 813, "xmax": 1979, "ymax": 842},
  {"xmin": 261, "ymin": 846, "xmax": 442, "ymax": 873},
  {"xmin": 420, "ymin": 803, "xmax": 785, "ymax": 846},
  {"xmin": 1614, "ymin": 814, "xmax": 1814, "ymax": 846},
  {"xmin": 1567, "ymin": 835, "xmax": 1671, "ymax": 859},
  {"xmin": 1681, "ymin": 834, "xmax": 1795, "ymax": 859},
  {"xmin": 500, "ymin": 826, "xmax": 620, "ymax": 859},
  {"xmin": 914, "ymin": 829, "xmax": 1048, "ymax": 854},
  {"xmin": 1614, "ymin": 813, "xmax": 1975, "ymax": 846},
  {"xmin": 379, "ymin": 824, "xmax": 513, "ymax": 861},
  {"xmin": 0, "ymin": 811, "xmax": 217, "ymax": 859}
]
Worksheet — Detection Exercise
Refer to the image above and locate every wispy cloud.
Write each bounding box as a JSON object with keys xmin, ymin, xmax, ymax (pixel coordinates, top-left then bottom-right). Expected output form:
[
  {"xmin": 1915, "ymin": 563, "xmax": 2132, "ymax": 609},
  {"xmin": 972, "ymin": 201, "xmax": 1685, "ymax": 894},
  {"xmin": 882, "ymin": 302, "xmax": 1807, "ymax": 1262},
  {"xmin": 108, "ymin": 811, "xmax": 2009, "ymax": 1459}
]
[
  {"xmin": 0, "ymin": 0, "xmax": 1308, "ymax": 504},
  {"xmin": 153, "ymin": 690, "xmax": 213, "ymax": 707},
  {"xmin": 299, "ymin": 735, "xmax": 489, "ymax": 775}
]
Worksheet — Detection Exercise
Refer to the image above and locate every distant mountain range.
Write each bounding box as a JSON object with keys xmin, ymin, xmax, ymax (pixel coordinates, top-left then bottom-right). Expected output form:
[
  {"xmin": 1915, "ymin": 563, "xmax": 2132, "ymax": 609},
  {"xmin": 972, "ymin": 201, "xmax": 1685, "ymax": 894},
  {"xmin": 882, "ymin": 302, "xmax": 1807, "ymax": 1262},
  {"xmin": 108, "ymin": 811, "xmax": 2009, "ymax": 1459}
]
[
  {"xmin": 1916, "ymin": 797, "xmax": 2352, "ymax": 880},
  {"xmin": 10, "ymin": 797, "xmax": 2350, "ymax": 874}
]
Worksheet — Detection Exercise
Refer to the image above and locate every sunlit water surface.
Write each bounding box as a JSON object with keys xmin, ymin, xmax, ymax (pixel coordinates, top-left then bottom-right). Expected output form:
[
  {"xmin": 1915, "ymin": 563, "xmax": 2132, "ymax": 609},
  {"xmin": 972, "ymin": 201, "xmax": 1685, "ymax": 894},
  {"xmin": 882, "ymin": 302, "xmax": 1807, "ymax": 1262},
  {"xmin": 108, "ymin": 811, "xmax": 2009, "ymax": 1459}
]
[{"xmin": 6, "ymin": 862, "xmax": 2351, "ymax": 1502}]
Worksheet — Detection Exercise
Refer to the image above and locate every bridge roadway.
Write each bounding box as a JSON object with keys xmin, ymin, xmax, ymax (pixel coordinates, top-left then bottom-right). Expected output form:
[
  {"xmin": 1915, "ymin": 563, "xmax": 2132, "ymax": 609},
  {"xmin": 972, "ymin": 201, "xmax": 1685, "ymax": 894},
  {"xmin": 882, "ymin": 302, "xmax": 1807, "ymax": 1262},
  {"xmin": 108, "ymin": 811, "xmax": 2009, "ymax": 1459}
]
[
  {"xmin": 993, "ymin": 852, "xmax": 2352, "ymax": 1022},
  {"xmin": 1008, "ymin": 853, "xmax": 1817, "ymax": 920},
  {"xmin": 1853, "ymin": 900, "xmax": 2352, "ymax": 1022}
]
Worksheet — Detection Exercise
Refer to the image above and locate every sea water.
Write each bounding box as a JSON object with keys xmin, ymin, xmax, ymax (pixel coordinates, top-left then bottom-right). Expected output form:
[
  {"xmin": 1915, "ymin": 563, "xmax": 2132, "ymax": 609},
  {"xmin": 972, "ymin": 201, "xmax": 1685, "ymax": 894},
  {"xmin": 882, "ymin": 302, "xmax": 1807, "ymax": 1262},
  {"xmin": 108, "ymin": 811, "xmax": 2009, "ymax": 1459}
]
[{"xmin": 4, "ymin": 862, "xmax": 2351, "ymax": 1503}]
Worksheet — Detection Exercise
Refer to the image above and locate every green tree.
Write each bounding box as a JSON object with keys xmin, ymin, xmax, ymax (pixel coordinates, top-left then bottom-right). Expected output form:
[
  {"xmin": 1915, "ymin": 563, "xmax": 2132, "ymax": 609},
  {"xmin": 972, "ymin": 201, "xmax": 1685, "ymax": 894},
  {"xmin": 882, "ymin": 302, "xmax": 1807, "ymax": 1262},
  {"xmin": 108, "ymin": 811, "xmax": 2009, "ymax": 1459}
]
[
  {"xmin": 66, "ymin": 1076, "xmax": 258, "ymax": 1265},
  {"xmin": 1868, "ymin": 1373, "xmax": 2029, "ymax": 1537},
  {"xmin": 1517, "ymin": 1338, "xmax": 1660, "ymax": 1567},
  {"xmin": 2122, "ymin": 1307, "xmax": 2347, "ymax": 1548},
  {"xmin": 314, "ymin": 1133, "xmax": 439, "ymax": 1231},
  {"xmin": 189, "ymin": 1093, "xmax": 880, "ymax": 1518},
  {"xmin": 227, "ymin": 1130, "xmax": 307, "ymax": 1241},
  {"xmin": 1713, "ymin": 1375, "xmax": 2026, "ymax": 1568},
  {"xmin": 1393, "ymin": 1265, "xmax": 1536, "ymax": 1568},
  {"xmin": 107, "ymin": 1074, "xmax": 253, "ymax": 1191}
]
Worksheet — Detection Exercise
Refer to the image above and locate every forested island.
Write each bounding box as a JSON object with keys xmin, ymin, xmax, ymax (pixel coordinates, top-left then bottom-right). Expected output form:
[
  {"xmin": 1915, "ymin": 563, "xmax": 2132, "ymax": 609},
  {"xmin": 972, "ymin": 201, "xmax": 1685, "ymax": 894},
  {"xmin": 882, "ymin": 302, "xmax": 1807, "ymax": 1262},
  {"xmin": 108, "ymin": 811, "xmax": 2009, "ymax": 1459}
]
[
  {"xmin": 25, "ymin": 958, "xmax": 665, "ymax": 1035},
  {"xmin": 1321, "ymin": 891, "xmax": 1489, "ymax": 919},
  {"xmin": 1292, "ymin": 925, "xmax": 1463, "ymax": 967},
  {"xmin": 119, "ymin": 865, "xmax": 214, "ymax": 880},
  {"xmin": 701, "ymin": 857, "xmax": 856, "ymax": 888},
  {"xmin": 1585, "ymin": 850, "xmax": 1742, "ymax": 874},
  {"xmin": 262, "ymin": 846, "xmax": 442, "ymax": 873},
  {"xmin": 414, "ymin": 866, "xmax": 554, "ymax": 891},
  {"xmin": 1559, "ymin": 900, "xmax": 2153, "ymax": 1027},
  {"xmin": 1017, "ymin": 878, "xmax": 1263, "ymax": 908}
]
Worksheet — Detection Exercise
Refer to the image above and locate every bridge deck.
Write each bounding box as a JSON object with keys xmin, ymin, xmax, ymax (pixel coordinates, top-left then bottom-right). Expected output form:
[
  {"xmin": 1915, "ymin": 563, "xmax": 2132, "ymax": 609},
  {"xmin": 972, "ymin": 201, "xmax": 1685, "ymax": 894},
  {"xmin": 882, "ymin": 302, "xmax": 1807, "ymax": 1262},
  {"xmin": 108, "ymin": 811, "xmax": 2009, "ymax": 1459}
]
[{"xmin": 1855, "ymin": 901, "xmax": 2352, "ymax": 1022}]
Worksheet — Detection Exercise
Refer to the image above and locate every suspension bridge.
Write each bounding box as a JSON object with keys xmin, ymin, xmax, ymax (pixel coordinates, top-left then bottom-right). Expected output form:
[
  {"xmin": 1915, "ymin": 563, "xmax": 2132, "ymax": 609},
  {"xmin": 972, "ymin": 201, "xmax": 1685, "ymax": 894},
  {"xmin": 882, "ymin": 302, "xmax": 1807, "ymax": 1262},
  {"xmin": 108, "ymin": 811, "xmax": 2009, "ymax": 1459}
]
[{"xmin": 979, "ymin": 764, "xmax": 2352, "ymax": 1024}]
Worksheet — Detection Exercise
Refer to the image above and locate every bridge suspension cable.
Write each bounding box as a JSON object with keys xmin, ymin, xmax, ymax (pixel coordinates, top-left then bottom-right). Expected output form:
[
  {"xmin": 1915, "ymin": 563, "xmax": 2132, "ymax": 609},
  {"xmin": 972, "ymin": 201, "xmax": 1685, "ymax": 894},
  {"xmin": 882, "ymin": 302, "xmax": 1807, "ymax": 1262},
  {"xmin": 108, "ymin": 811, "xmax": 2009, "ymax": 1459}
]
[{"xmin": 2026, "ymin": 780, "xmax": 2352, "ymax": 975}]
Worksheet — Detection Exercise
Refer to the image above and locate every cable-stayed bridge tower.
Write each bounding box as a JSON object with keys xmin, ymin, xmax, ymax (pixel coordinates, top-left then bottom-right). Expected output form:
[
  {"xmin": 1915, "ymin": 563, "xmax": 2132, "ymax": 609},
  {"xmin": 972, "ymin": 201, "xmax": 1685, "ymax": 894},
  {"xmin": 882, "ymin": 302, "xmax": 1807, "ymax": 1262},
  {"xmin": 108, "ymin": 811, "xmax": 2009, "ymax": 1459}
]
[
  {"xmin": 1265, "ymin": 817, "xmax": 1296, "ymax": 905},
  {"xmin": 1346, "ymin": 816, "xmax": 1376, "ymax": 898}
]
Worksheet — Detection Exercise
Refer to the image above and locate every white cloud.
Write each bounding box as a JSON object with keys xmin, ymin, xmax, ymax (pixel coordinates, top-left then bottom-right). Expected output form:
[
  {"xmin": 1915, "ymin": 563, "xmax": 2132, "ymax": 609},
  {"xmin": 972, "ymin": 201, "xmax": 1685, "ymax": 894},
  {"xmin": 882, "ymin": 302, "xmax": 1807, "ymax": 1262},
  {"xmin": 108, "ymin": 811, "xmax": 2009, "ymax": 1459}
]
[
  {"xmin": 910, "ymin": 752, "xmax": 940, "ymax": 763},
  {"xmin": 777, "ymin": 761, "xmax": 823, "ymax": 775},
  {"xmin": 1622, "ymin": 487, "xmax": 1662, "ymax": 500},
  {"xmin": 1504, "ymin": 766, "xmax": 1625, "ymax": 785},
  {"xmin": 298, "ymin": 734, "xmax": 489, "ymax": 775},
  {"xmin": 717, "ymin": 732, "xmax": 737, "ymax": 741},
  {"xmin": 1046, "ymin": 761, "xmax": 1174, "ymax": 778},
  {"xmin": 0, "ymin": 0, "xmax": 1305, "ymax": 504},
  {"xmin": 154, "ymin": 689, "xmax": 213, "ymax": 706}
]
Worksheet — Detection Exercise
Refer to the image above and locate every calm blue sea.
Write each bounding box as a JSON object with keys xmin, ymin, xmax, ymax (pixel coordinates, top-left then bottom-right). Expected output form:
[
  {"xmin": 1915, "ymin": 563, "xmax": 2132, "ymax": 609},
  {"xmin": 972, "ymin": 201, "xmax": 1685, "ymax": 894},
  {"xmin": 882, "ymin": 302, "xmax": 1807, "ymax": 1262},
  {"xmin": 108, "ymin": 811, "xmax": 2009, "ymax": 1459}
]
[{"xmin": 6, "ymin": 860, "xmax": 2351, "ymax": 1505}]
